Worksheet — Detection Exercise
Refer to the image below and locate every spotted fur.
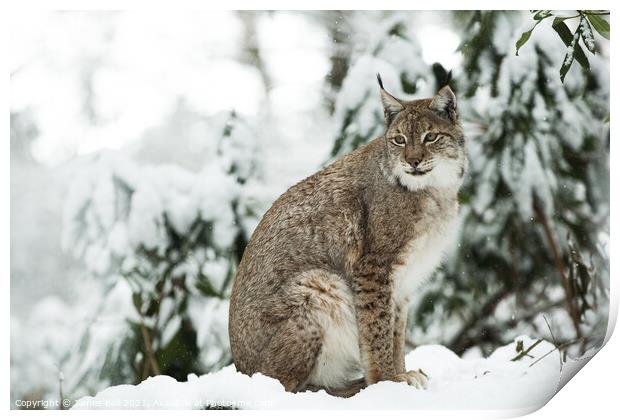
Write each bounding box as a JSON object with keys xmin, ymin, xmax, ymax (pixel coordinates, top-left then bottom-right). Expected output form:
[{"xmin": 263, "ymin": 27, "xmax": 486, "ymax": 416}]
[{"xmin": 229, "ymin": 77, "xmax": 467, "ymax": 397}]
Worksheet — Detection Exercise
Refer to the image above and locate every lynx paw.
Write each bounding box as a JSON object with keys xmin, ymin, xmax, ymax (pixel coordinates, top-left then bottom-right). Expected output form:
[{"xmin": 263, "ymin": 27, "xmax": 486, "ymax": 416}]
[{"xmin": 392, "ymin": 369, "xmax": 428, "ymax": 389}]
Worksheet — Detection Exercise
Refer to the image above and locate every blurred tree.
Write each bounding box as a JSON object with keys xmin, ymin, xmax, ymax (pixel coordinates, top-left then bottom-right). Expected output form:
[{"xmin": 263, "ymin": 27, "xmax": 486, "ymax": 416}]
[
  {"xmin": 237, "ymin": 11, "xmax": 272, "ymax": 96},
  {"xmin": 328, "ymin": 11, "xmax": 609, "ymax": 357},
  {"xmin": 10, "ymin": 111, "xmax": 38, "ymax": 162},
  {"xmin": 514, "ymin": 10, "xmax": 610, "ymax": 82},
  {"xmin": 312, "ymin": 10, "xmax": 355, "ymax": 114},
  {"xmin": 415, "ymin": 11, "xmax": 609, "ymax": 356},
  {"xmin": 329, "ymin": 12, "xmax": 432, "ymax": 159},
  {"xmin": 60, "ymin": 111, "xmax": 261, "ymax": 400},
  {"xmin": 10, "ymin": 110, "xmax": 79, "ymax": 406}
]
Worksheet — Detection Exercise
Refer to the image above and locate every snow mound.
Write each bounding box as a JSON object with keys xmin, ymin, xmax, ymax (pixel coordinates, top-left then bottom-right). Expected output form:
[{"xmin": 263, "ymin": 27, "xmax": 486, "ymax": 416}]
[{"xmin": 72, "ymin": 336, "xmax": 579, "ymax": 410}]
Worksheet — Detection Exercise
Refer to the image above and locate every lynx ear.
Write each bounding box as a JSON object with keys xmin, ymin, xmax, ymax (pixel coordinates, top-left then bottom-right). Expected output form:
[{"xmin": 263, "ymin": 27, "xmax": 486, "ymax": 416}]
[
  {"xmin": 377, "ymin": 73, "xmax": 404, "ymax": 126},
  {"xmin": 430, "ymin": 85, "xmax": 458, "ymax": 122}
]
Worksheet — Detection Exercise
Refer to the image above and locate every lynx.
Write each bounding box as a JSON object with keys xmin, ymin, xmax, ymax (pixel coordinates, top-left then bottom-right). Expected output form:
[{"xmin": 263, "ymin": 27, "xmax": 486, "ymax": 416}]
[{"xmin": 229, "ymin": 74, "xmax": 467, "ymax": 397}]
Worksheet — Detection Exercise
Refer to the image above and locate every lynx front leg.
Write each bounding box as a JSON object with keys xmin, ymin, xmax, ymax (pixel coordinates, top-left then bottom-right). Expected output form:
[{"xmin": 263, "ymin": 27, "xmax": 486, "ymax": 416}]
[
  {"xmin": 352, "ymin": 258, "xmax": 397, "ymax": 384},
  {"xmin": 392, "ymin": 300, "xmax": 427, "ymax": 389},
  {"xmin": 353, "ymin": 284, "xmax": 396, "ymax": 384},
  {"xmin": 352, "ymin": 257, "xmax": 427, "ymax": 389},
  {"xmin": 393, "ymin": 301, "xmax": 408, "ymax": 374}
]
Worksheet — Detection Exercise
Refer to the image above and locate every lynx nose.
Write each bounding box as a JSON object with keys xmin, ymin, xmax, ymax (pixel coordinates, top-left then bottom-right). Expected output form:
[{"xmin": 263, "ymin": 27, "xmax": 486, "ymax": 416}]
[
  {"xmin": 404, "ymin": 148, "xmax": 426, "ymax": 170},
  {"xmin": 408, "ymin": 159, "xmax": 421, "ymax": 169}
]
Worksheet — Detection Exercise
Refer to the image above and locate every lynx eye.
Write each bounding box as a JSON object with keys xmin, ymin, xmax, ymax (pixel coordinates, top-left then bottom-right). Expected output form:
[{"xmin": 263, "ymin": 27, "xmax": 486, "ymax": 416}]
[
  {"xmin": 391, "ymin": 133, "xmax": 407, "ymax": 146},
  {"xmin": 423, "ymin": 132, "xmax": 439, "ymax": 144}
]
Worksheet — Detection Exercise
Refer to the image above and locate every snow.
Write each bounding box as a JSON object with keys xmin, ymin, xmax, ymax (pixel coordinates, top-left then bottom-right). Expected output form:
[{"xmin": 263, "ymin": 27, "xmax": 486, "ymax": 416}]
[
  {"xmin": 463, "ymin": 14, "xmax": 607, "ymax": 226},
  {"xmin": 188, "ymin": 297, "xmax": 231, "ymax": 368},
  {"xmin": 50, "ymin": 141, "xmax": 251, "ymax": 397},
  {"xmin": 62, "ymin": 149, "xmax": 241, "ymax": 276},
  {"xmin": 580, "ymin": 18, "xmax": 596, "ymax": 52},
  {"xmin": 563, "ymin": 31, "xmax": 580, "ymax": 68},
  {"xmin": 10, "ymin": 278, "xmax": 133, "ymax": 403},
  {"xmin": 73, "ymin": 336, "xmax": 570, "ymax": 410},
  {"xmin": 257, "ymin": 12, "xmax": 330, "ymax": 85}
]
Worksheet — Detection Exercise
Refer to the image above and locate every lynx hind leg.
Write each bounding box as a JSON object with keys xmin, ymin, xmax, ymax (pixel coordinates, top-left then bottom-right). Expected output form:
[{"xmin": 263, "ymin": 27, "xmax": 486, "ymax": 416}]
[
  {"xmin": 260, "ymin": 270, "xmax": 361, "ymax": 393},
  {"xmin": 259, "ymin": 310, "xmax": 324, "ymax": 392},
  {"xmin": 301, "ymin": 270, "xmax": 362, "ymax": 391}
]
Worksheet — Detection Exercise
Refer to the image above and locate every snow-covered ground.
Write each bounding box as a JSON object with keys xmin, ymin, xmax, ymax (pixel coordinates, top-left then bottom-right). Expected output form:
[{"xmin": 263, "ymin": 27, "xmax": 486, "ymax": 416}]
[{"xmin": 72, "ymin": 336, "xmax": 589, "ymax": 411}]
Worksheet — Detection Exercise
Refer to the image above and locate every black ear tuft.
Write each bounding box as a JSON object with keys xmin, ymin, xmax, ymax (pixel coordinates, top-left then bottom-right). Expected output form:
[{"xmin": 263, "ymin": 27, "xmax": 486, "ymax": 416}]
[
  {"xmin": 377, "ymin": 74, "xmax": 404, "ymax": 126},
  {"xmin": 376, "ymin": 73, "xmax": 385, "ymax": 90},
  {"xmin": 431, "ymin": 63, "xmax": 453, "ymax": 90}
]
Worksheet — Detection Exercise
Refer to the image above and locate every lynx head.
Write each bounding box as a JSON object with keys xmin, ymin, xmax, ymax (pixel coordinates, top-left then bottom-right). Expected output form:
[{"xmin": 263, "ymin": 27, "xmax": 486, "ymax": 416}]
[{"xmin": 376, "ymin": 74, "xmax": 467, "ymax": 192}]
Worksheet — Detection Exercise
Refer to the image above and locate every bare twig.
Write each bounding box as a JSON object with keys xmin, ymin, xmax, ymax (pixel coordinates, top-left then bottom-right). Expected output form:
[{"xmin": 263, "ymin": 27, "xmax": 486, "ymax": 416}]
[
  {"xmin": 542, "ymin": 314, "xmax": 563, "ymax": 369},
  {"xmin": 533, "ymin": 200, "xmax": 582, "ymax": 341},
  {"xmin": 449, "ymin": 286, "xmax": 514, "ymax": 354},
  {"xmin": 141, "ymin": 351, "xmax": 151, "ymax": 380},
  {"xmin": 140, "ymin": 321, "xmax": 161, "ymax": 378},
  {"xmin": 237, "ymin": 11, "xmax": 272, "ymax": 93},
  {"xmin": 511, "ymin": 338, "xmax": 544, "ymax": 361},
  {"xmin": 529, "ymin": 337, "xmax": 584, "ymax": 367}
]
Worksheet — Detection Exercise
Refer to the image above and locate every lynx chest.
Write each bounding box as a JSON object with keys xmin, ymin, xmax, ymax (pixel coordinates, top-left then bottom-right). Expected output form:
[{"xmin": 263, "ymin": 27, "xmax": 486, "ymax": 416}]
[{"xmin": 391, "ymin": 204, "xmax": 459, "ymax": 302}]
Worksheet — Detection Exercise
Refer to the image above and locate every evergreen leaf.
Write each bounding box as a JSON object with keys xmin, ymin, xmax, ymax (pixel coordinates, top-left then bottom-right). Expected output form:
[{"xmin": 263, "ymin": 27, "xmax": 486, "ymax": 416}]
[
  {"xmin": 532, "ymin": 10, "xmax": 552, "ymax": 21},
  {"xmin": 559, "ymin": 54, "xmax": 573, "ymax": 83},
  {"xmin": 515, "ymin": 27, "xmax": 535, "ymax": 56},
  {"xmin": 553, "ymin": 20, "xmax": 590, "ymax": 71},
  {"xmin": 586, "ymin": 13, "xmax": 610, "ymax": 40}
]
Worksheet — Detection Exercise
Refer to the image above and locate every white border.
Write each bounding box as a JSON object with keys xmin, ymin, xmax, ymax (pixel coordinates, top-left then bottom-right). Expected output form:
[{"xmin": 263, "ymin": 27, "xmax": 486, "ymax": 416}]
[
  {"xmin": 4, "ymin": 1, "xmax": 616, "ymax": 418},
  {"xmin": 2, "ymin": 0, "xmax": 616, "ymax": 11}
]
